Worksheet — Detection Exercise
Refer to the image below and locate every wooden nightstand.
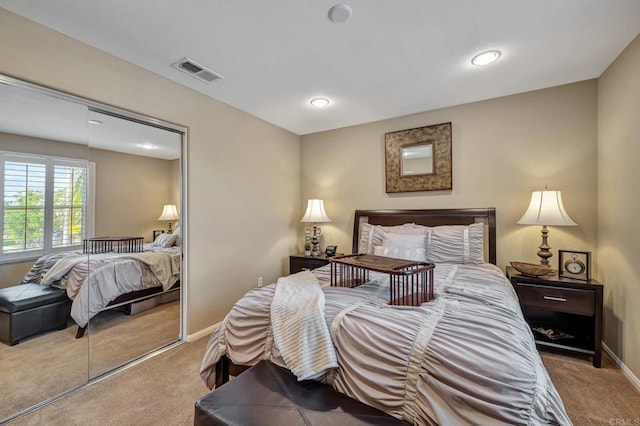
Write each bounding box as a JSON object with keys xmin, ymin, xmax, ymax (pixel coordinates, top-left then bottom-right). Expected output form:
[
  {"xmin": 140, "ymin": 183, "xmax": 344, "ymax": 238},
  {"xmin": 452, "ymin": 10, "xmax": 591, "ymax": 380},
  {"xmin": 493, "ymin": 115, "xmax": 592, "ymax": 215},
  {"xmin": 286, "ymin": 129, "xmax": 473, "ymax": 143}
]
[
  {"xmin": 289, "ymin": 253, "xmax": 336, "ymax": 274},
  {"xmin": 506, "ymin": 265, "xmax": 603, "ymax": 367}
]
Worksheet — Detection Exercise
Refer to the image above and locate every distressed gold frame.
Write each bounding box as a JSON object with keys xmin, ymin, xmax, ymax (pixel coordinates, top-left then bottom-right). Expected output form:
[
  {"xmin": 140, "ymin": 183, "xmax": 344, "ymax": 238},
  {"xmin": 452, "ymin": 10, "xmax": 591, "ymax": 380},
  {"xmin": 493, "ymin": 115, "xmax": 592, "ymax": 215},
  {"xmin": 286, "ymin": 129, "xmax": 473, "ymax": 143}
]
[{"xmin": 385, "ymin": 122, "xmax": 452, "ymax": 193}]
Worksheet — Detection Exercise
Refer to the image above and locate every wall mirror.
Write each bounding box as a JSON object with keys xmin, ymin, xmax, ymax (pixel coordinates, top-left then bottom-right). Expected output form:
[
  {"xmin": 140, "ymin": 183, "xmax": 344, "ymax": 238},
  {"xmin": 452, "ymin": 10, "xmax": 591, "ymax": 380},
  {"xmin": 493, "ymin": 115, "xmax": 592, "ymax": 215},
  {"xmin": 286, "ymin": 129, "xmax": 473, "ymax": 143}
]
[
  {"xmin": 401, "ymin": 143, "xmax": 434, "ymax": 176},
  {"xmin": 0, "ymin": 74, "xmax": 186, "ymax": 422}
]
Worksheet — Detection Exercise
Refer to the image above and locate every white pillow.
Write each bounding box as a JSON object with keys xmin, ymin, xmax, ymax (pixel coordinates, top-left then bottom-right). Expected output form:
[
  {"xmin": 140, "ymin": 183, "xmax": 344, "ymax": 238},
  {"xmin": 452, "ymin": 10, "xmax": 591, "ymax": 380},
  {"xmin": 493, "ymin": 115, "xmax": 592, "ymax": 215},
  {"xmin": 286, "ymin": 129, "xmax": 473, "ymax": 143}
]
[
  {"xmin": 374, "ymin": 245, "xmax": 427, "ymax": 262},
  {"xmin": 358, "ymin": 223, "xmax": 429, "ymax": 254},
  {"xmin": 358, "ymin": 223, "xmax": 386, "ymax": 254},
  {"xmin": 427, "ymin": 223, "xmax": 484, "ymax": 264},
  {"xmin": 382, "ymin": 232, "xmax": 426, "ymax": 250},
  {"xmin": 154, "ymin": 232, "xmax": 178, "ymax": 248}
]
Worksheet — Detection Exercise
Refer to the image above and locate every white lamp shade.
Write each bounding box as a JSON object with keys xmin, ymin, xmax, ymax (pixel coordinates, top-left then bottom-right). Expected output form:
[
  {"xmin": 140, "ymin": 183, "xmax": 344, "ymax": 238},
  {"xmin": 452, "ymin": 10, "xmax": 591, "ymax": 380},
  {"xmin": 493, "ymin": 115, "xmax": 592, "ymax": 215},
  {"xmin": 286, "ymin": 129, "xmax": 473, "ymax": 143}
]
[
  {"xmin": 300, "ymin": 199, "xmax": 331, "ymax": 223},
  {"xmin": 517, "ymin": 190, "xmax": 577, "ymax": 226},
  {"xmin": 158, "ymin": 204, "xmax": 180, "ymax": 221}
]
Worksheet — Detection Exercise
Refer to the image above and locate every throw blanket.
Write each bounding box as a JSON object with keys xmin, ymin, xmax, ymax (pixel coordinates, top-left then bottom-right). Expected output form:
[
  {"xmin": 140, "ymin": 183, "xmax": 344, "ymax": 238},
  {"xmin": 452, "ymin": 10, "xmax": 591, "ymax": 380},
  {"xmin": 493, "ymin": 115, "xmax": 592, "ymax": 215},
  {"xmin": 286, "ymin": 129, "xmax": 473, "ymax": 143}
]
[{"xmin": 270, "ymin": 271, "xmax": 338, "ymax": 380}]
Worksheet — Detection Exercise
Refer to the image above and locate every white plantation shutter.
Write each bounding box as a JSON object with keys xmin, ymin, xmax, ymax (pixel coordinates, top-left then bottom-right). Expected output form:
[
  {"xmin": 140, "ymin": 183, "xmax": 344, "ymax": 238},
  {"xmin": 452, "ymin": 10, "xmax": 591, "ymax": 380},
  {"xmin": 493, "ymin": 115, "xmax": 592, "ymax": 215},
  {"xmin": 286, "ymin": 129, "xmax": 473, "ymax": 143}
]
[
  {"xmin": 1, "ymin": 151, "xmax": 94, "ymax": 261},
  {"xmin": 2, "ymin": 157, "xmax": 47, "ymax": 254}
]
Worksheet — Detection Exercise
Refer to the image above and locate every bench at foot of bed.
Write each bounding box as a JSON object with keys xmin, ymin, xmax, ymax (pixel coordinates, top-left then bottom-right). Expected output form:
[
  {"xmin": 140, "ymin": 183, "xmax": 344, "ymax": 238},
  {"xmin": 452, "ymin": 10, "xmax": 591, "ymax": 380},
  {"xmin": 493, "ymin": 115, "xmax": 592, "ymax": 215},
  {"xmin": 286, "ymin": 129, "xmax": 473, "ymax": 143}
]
[
  {"xmin": 195, "ymin": 359, "xmax": 407, "ymax": 425},
  {"xmin": 0, "ymin": 283, "xmax": 70, "ymax": 346}
]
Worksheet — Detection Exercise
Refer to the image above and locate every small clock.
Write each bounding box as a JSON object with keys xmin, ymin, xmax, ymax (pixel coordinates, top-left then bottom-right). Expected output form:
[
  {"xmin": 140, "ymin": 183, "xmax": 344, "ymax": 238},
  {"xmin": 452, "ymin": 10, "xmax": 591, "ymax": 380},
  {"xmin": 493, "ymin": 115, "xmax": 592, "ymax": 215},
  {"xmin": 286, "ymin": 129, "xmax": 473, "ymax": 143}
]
[{"xmin": 558, "ymin": 250, "xmax": 591, "ymax": 281}]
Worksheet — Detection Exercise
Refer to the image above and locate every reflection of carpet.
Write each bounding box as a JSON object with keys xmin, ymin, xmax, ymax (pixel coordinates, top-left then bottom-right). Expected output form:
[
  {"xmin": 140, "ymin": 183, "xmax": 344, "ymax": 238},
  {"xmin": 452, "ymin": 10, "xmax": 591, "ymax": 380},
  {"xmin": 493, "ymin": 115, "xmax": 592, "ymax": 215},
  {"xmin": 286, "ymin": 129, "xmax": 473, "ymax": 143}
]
[{"xmin": 0, "ymin": 300, "xmax": 180, "ymax": 421}]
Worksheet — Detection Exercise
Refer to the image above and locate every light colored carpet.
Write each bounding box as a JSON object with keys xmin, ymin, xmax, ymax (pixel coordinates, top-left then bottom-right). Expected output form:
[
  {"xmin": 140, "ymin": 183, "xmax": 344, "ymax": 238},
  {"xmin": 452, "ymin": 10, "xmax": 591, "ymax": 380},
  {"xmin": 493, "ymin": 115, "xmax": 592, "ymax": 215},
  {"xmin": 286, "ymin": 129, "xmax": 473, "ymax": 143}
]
[
  {"xmin": 1, "ymin": 300, "xmax": 180, "ymax": 421},
  {"xmin": 542, "ymin": 352, "xmax": 640, "ymax": 425},
  {"xmin": 5, "ymin": 340, "xmax": 640, "ymax": 425},
  {"xmin": 10, "ymin": 337, "xmax": 210, "ymax": 426}
]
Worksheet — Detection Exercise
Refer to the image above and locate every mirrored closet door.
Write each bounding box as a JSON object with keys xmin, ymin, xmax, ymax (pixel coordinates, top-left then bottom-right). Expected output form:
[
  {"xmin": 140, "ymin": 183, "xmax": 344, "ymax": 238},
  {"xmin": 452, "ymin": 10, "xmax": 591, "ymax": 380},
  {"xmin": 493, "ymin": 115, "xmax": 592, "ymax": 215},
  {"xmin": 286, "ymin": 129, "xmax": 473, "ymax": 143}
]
[
  {"xmin": 86, "ymin": 111, "xmax": 182, "ymax": 378},
  {"xmin": 0, "ymin": 78, "xmax": 90, "ymax": 420},
  {"xmin": 0, "ymin": 74, "xmax": 186, "ymax": 423}
]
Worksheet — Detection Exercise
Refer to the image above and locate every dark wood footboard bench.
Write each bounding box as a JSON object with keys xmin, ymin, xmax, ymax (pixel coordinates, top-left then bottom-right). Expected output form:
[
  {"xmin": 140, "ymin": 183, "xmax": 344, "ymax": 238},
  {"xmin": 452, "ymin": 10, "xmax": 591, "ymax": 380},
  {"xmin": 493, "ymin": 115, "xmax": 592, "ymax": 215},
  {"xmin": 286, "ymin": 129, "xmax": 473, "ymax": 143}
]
[
  {"xmin": 195, "ymin": 359, "xmax": 406, "ymax": 425},
  {"xmin": 0, "ymin": 283, "xmax": 70, "ymax": 345}
]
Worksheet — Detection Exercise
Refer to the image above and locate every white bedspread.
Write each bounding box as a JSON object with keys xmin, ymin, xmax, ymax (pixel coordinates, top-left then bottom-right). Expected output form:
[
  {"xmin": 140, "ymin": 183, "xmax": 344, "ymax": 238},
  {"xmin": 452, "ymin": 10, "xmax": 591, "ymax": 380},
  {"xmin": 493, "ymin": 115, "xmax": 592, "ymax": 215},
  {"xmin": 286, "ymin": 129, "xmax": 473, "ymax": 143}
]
[{"xmin": 270, "ymin": 271, "xmax": 337, "ymax": 380}]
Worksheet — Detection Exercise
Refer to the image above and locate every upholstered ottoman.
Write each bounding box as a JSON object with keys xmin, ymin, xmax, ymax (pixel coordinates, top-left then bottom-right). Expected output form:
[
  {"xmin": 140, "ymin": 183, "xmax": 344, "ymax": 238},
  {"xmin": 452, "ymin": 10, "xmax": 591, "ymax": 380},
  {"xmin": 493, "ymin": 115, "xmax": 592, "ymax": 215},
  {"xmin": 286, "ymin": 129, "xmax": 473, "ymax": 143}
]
[
  {"xmin": 194, "ymin": 360, "xmax": 406, "ymax": 426},
  {"xmin": 0, "ymin": 283, "xmax": 71, "ymax": 345}
]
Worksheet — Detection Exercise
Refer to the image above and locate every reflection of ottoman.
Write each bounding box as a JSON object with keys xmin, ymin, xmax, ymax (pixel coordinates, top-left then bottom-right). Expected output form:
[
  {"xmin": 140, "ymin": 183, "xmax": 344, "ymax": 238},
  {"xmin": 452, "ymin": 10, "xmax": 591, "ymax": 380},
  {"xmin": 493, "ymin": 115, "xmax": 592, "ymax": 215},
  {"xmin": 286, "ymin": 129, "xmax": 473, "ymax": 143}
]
[
  {"xmin": 194, "ymin": 360, "xmax": 407, "ymax": 425},
  {"xmin": 0, "ymin": 284, "xmax": 71, "ymax": 345}
]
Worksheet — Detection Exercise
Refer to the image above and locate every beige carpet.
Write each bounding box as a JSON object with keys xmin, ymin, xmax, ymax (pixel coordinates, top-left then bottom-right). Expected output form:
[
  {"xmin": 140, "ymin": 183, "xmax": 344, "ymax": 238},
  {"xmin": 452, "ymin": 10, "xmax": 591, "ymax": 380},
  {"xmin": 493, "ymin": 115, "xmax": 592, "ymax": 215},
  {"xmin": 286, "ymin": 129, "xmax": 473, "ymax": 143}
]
[
  {"xmin": 1, "ymin": 300, "xmax": 180, "ymax": 421},
  {"xmin": 542, "ymin": 352, "xmax": 640, "ymax": 425},
  {"xmin": 6, "ymin": 343, "xmax": 640, "ymax": 425}
]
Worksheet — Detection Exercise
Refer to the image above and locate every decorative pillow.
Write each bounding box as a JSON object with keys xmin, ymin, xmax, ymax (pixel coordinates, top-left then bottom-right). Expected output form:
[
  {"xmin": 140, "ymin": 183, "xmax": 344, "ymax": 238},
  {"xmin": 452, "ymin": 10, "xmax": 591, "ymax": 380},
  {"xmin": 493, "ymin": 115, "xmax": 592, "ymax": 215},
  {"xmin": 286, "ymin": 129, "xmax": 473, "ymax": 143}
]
[
  {"xmin": 374, "ymin": 245, "xmax": 427, "ymax": 262},
  {"xmin": 358, "ymin": 223, "xmax": 429, "ymax": 254},
  {"xmin": 382, "ymin": 232, "xmax": 426, "ymax": 250},
  {"xmin": 357, "ymin": 223, "xmax": 386, "ymax": 254},
  {"xmin": 154, "ymin": 232, "xmax": 178, "ymax": 248},
  {"xmin": 172, "ymin": 223, "xmax": 182, "ymax": 246},
  {"xmin": 427, "ymin": 223, "xmax": 484, "ymax": 264},
  {"xmin": 381, "ymin": 223, "xmax": 430, "ymax": 235}
]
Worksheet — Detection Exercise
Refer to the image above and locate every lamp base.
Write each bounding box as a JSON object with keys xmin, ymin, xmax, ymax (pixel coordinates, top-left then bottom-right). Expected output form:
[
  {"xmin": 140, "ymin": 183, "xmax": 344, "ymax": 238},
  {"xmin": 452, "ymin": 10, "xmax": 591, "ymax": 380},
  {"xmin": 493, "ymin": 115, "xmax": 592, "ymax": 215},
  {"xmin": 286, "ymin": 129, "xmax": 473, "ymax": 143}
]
[
  {"xmin": 311, "ymin": 224, "xmax": 321, "ymax": 256},
  {"xmin": 536, "ymin": 225, "xmax": 552, "ymax": 266}
]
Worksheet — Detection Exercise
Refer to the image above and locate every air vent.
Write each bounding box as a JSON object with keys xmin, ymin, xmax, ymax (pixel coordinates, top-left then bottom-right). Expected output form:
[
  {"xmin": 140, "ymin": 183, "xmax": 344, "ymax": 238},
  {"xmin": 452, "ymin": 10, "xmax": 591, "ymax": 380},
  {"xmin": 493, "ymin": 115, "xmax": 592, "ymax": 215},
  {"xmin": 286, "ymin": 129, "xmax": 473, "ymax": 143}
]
[{"xmin": 172, "ymin": 58, "xmax": 223, "ymax": 83}]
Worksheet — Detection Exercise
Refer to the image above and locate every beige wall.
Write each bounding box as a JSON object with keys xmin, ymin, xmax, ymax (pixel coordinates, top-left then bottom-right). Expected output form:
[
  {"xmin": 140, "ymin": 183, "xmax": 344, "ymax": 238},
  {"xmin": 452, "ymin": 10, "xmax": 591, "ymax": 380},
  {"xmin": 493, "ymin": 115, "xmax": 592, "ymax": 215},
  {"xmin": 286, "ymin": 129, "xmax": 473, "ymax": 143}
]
[
  {"xmin": 0, "ymin": 9, "xmax": 301, "ymax": 333},
  {"xmin": 0, "ymin": 133, "xmax": 176, "ymax": 286},
  {"xmin": 88, "ymin": 146, "xmax": 175, "ymax": 240},
  {"xmin": 301, "ymin": 81, "xmax": 598, "ymax": 270},
  {"xmin": 597, "ymin": 34, "xmax": 640, "ymax": 378}
]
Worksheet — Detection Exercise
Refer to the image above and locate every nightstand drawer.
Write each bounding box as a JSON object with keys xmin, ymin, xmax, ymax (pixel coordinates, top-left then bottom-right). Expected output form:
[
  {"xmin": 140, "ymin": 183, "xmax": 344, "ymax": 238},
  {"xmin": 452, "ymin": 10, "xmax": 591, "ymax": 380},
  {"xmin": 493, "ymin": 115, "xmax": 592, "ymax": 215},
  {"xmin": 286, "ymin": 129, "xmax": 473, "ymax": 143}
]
[{"xmin": 517, "ymin": 284, "xmax": 594, "ymax": 315}]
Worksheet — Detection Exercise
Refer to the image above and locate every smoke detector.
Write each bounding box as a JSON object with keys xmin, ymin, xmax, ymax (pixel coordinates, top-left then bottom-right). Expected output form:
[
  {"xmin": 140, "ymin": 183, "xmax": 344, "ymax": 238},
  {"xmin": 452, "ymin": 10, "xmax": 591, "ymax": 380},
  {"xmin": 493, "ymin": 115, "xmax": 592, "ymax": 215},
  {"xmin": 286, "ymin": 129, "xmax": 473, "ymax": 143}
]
[{"xmin": 172, "ymin": 58, "xmax": 223, "ymax": 83}]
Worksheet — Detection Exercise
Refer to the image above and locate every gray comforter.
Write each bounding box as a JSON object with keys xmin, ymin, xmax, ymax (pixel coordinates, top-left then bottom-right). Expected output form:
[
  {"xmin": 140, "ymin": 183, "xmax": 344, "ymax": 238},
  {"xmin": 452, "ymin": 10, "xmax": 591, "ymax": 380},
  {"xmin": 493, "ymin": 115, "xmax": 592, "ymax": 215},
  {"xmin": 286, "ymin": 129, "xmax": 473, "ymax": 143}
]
[{"xmin": 200, "ymin": 263, "xmax": 571, "ymax": 425}]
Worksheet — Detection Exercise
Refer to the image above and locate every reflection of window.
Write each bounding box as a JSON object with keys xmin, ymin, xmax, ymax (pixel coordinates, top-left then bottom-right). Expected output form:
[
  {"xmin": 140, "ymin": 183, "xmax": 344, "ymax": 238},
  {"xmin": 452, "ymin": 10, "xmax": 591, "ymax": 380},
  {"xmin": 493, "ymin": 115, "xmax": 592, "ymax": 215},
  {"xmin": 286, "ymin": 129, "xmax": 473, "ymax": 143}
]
[{"xmin": 1, "ymin": 152, "xmax": 94, "ymax": 261}]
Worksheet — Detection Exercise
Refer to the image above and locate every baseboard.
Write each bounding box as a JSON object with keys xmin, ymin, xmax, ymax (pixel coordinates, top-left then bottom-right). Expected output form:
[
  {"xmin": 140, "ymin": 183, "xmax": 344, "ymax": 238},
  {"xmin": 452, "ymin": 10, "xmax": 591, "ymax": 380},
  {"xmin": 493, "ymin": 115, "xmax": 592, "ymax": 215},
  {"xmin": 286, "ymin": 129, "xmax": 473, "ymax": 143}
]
[
  {"xmin": 602, "ymin": 342, "xmax": 640, "ymax": 393},
  {"xmin": 185, "ymin": 321, "xmax": 221, "ymax": 342}
]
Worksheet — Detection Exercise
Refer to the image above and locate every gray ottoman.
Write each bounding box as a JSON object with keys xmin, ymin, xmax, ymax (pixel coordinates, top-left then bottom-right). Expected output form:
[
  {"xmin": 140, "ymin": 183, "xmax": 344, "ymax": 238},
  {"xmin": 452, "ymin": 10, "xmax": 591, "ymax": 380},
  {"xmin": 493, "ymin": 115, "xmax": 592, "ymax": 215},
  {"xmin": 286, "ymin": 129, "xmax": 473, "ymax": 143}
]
[{"xmin": 0, "ymin": 283, "xmax": 71, "ymax": 345}]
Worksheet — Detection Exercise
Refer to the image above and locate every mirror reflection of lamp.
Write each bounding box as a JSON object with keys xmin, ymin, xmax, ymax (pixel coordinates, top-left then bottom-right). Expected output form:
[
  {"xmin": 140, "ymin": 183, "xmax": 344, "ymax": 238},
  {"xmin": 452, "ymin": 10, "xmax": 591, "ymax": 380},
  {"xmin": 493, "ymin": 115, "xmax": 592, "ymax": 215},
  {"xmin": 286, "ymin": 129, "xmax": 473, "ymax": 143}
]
[
  {"xmin": 517, "ymin": 188, "xmax": 577, "ymax": 265},
  {"xmin": 300, "ymin": 199, "xmax": 331, "ymax": 256},
  {"xmin": 158, "ymin": 204, "xmax": 180, "ymax": 234}
]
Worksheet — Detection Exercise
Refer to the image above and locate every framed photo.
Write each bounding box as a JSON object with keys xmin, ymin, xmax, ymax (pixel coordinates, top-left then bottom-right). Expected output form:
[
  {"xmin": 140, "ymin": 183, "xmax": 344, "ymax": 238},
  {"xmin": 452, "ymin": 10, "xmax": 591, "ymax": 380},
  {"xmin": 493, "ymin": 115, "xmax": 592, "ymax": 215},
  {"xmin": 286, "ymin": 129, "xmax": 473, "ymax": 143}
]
[
  {"xmin": 558, "ymin": 250, "xmax": 591, "ymax": 281},
  {"xmin": 385, "ymin": 122, "xmax": 452, "ymax": 193}
]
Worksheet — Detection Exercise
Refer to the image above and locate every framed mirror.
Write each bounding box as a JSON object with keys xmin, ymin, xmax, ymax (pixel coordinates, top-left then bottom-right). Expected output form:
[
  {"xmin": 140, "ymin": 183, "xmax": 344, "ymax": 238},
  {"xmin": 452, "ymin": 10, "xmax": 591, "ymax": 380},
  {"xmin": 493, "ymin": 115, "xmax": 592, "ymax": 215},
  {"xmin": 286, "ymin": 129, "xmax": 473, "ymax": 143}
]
[
  {"xmin": 400, "ymin": 143, "xmax": 434, "ymax": 176},
  {"xmin": 0, "ymin": 73, "xmax": 186, "ymax": 423}
]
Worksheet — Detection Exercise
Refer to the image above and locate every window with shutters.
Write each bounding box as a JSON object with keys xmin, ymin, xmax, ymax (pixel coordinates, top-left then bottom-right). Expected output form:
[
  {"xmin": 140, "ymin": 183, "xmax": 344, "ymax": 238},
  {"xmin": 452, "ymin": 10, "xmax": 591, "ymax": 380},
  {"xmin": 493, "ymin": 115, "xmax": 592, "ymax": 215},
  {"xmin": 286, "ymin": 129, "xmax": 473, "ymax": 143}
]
[{"xmin": 1, "ymin": 151, "xmax": 94, "ymax": 262}]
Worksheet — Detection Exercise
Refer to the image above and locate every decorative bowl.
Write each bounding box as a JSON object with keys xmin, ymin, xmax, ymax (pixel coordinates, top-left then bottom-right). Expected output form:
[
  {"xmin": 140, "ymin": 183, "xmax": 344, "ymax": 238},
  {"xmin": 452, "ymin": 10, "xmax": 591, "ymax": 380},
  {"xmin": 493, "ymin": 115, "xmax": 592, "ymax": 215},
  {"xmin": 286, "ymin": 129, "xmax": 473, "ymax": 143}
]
[{"xmin": 510, "ymin": 261, "xmax": 555, "ymax": 277}]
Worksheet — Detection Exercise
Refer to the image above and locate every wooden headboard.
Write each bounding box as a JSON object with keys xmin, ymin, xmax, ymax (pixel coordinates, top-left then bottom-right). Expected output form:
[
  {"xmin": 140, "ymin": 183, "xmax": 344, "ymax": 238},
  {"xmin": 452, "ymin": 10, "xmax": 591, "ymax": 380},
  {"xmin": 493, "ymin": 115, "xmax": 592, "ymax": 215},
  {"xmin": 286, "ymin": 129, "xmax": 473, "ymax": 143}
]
[{"xmin": 352, "ymin": 208, "xmax": 497, "ymax": 265}]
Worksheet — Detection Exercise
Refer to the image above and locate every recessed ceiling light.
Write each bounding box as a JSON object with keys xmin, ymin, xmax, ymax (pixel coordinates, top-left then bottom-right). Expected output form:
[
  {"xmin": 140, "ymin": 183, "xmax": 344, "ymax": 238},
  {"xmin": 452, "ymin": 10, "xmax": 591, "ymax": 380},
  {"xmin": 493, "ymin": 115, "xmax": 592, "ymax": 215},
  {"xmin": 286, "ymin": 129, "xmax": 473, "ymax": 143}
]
[
  {"xmin": 310, "ymin": 97, "xmax": 330, "ymax": 108},
  {"xmin": 88, "ymin": 119, "xmax": 102, "ymax": 125},
  {"xmin": 471, "ymin": 50, "xmax": 501, "ymax": 66},
  {"xmin": 137, "ymin": 143, "xmax": 157, "ymax": 150},
  {"xmin": 328, "ymin": 4, "xmax": 353, "ymax": 23}
]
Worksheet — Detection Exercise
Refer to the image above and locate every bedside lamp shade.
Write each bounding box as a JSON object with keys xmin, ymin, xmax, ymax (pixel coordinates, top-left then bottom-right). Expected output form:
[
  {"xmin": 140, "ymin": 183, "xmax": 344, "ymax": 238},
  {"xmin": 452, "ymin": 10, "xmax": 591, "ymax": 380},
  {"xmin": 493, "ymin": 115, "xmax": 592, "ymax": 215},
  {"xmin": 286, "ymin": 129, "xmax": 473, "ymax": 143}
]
[
  {"xmin": 158, "ymin": 204, "xmax": 180, "ymax": 233},
  {"xmin": 517, "ymin": 189, "xmax": 577, "ymax": 265},
  {"xmin": 300, "ymin": 199, "xmax": 331, "ymax": 223},
  {"xmin": 517, "ymin": 190, "xmax": 577, "ymax": 227},
  {"xmin": 300, "ymin": 199, "xmax": 331, "ymax": 256}
]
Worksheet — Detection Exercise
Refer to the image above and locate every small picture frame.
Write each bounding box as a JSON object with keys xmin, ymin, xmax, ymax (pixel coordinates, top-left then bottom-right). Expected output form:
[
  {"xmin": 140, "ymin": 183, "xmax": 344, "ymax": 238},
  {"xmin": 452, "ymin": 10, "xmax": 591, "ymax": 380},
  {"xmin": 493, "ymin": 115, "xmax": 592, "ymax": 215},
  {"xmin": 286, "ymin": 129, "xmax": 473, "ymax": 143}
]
[{"xmin": 558, "ymin": 250, "xmax": 591, "ymax": 281}]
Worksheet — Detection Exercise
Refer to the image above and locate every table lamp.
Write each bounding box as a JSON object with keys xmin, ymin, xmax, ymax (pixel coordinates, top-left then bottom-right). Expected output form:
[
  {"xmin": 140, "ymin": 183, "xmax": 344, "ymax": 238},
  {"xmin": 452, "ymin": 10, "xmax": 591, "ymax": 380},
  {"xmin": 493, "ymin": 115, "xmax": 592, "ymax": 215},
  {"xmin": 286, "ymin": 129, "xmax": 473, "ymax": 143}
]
[
  {"xmin": 517, "ymin": 188, "xmax": 577, "ymax": 265},
  {"xmin": 158, "ymin": 204, "xmax": 180, "ymax": 233},
  {"xmin": 300, "ymin": 199, "xmax": 331, "ymax": 256}
]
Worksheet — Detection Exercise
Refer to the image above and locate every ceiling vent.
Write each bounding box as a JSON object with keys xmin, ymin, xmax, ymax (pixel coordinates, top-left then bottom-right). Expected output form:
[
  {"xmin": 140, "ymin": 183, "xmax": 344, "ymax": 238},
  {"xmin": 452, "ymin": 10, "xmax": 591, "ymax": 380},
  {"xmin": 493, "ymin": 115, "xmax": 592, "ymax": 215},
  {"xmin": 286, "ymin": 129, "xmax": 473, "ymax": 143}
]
[{"xmin": 172, "ymin": 58, "xmax": 223, "ymax": 83}]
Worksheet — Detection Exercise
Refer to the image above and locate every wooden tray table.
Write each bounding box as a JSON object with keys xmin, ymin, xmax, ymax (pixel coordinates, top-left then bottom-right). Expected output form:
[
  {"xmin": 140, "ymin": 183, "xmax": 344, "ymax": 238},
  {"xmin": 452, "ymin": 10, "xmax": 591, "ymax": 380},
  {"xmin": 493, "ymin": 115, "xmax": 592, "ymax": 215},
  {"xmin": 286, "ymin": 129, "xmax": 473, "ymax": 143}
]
[{"xmin": 330, "ymin": 254, "xmax": 435, "ymax": 306}]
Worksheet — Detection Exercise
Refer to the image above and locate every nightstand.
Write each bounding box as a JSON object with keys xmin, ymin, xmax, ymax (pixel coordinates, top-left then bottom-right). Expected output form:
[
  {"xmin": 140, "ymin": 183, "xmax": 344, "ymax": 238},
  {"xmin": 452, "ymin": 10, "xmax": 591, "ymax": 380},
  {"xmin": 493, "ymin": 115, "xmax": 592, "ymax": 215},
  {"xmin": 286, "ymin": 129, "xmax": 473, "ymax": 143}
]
[
  {"xmin": 506, "ymin": 266, "xmax": 603, "ymax": 368},
  {"xmin": 289, "ymin": 253, "xmax": 336, "ymax": 274}
]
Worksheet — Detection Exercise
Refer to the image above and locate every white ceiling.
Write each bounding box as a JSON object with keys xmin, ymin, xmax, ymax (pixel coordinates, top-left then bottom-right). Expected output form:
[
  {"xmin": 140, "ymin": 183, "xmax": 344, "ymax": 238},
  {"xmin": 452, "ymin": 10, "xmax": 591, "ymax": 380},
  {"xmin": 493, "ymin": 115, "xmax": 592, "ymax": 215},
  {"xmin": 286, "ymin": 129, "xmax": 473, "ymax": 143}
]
[
  {"xmin": 0, "ymin": 83, "xmax": 181, "ymax": 159},
  {"xmin": 1, "ymin": 1, "xmax": 639, "ymax": 135}
]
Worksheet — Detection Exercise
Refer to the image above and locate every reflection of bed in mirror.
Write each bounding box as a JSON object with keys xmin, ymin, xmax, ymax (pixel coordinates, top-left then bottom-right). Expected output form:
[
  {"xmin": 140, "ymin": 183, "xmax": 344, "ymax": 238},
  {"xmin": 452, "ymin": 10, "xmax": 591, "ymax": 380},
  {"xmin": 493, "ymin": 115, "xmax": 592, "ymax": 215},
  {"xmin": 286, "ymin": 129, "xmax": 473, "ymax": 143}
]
[
  {"xmin": 0, "ymin": 74, "xmax": 185, "ymax": 423},
  {"xmin": 21, "ymin": 238, "xmax": 181, "ymax": 337}
]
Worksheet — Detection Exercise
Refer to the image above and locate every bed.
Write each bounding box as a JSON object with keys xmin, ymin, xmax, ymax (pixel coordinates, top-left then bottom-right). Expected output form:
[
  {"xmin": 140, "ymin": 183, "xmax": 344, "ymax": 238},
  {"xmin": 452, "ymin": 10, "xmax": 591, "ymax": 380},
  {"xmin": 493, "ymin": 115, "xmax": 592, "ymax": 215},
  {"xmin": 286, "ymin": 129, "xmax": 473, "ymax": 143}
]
[
  {"xmin": 199, "ymin": 208, "xmax": 572, "ymax": 425},
  {"xmin": 22, "ymin": 238, "xmax": 181, "ymax": 333}
]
